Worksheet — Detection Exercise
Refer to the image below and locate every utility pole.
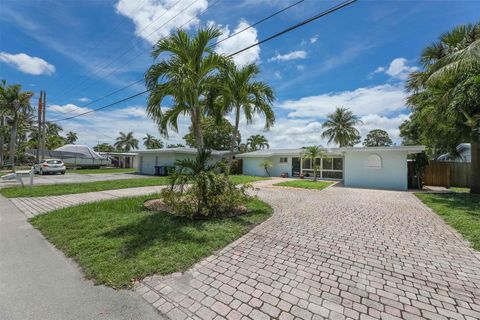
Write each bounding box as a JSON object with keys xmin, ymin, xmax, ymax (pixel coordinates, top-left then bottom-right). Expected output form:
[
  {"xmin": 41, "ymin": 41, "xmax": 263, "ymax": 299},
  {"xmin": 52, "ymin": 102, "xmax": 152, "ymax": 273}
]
[
  {"xmin": 36, "ymin": 91, "xmax": 43, "ymax": 162},
  {"xmin": 40, "ymin": 91, "xmax": 46, "ymax": 160}
]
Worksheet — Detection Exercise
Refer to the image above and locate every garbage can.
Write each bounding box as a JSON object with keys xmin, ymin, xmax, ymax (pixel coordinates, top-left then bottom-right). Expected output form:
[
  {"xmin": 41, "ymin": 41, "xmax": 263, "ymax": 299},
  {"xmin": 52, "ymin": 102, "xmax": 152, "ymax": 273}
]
[{"xmin": 154, "ymin": 166, "xmax": 161, "ymax": 176}]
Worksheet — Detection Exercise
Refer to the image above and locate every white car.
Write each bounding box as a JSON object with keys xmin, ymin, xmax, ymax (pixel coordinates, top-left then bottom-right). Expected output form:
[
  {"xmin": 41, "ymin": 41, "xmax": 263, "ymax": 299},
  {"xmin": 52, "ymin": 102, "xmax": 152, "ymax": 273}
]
[{"xmin": 34, "ymin": 159, "xmax": 66, "ymax": 175}]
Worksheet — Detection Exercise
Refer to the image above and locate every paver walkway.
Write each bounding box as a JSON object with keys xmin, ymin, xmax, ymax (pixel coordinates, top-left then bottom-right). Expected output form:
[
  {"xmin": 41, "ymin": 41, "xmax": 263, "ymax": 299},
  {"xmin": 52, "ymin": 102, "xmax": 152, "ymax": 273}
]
[
  {"xmin": 11, "ymin": 185, "xmax": 165, "ymax": 218},
  {"xmin": 137, "ymin": 181, "xmax": 480, "ymax": 320}
]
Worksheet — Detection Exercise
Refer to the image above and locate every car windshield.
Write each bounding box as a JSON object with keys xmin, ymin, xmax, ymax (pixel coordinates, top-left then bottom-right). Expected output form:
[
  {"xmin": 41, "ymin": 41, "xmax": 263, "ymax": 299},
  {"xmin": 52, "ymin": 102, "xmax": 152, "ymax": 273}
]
[{"xmin": 46, "ymin": 160, "xmax": 62, "ymax": 164}]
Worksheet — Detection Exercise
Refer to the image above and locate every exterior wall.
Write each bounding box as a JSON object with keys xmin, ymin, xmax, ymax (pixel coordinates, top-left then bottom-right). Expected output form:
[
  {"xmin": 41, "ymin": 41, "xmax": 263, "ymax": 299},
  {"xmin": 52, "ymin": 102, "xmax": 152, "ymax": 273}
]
[
  {"xmin": 344, "ymin": 151, "xmax": 408, "ymax": 190},
  {"xmin": 242, "ymin": 156, "xmax": 292, "ymax": 177},
  {"xmin": 138, "ymin": 153, "xmax": 175, "ymax": 175}
]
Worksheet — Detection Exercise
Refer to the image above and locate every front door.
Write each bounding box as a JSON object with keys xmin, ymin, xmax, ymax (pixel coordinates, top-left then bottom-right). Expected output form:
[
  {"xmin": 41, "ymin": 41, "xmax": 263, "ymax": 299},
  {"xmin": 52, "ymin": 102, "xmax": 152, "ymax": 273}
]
[{"xmin": 292, "ymin": 157, "xmax": 301, "ymax": 177}]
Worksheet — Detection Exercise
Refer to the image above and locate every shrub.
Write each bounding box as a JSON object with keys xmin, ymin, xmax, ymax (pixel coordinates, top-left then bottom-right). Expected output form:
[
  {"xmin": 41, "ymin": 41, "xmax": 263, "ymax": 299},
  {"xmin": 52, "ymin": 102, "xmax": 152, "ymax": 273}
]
[{"xmin": 161, "ymin": 150, "xmax": 252, "ymax": 219}]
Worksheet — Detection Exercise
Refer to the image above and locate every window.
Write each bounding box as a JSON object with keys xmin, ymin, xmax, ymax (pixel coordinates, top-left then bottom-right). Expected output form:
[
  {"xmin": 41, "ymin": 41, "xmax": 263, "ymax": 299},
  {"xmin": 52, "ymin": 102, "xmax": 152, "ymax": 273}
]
[
  {"xmin": 322, "ymin": 171, "xmax": 343, "ymax": 179},
  {"xmin": 322, "ymin": 158, "xmax": 333, "ymax": 170},
  {"xmin": 333, "ymin": 158, "xmax": 343, "ymax": 170},
  {"xmin": 366, "ymin": 154, "xmax": 382, "ymax": 169},
  {"xmin": 280, "ymin": 157, "xmax": 288, "ymax": 163},
  {"xmin": 302, "ymin": 158, "xmax": 311, "ymax": 169}
]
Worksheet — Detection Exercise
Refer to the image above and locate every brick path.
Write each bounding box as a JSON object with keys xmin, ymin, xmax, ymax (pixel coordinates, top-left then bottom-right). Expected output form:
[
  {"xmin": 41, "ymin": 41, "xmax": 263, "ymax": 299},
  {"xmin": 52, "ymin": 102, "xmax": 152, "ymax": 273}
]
[
  {"xmin": 10, "ymin": 186, "xmax": 165, "ymax": 218},
  {"xmin": 137, "ymin": 182, "xmax": 480, "ymax": 320}
]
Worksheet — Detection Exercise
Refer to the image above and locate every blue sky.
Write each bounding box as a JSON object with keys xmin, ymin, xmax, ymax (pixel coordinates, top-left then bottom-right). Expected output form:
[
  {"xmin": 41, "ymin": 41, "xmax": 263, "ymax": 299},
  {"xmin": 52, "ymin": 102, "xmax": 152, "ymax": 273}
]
[{"xmin": 0, "ymin": 0, "xmax": 478, "ymax": 148}]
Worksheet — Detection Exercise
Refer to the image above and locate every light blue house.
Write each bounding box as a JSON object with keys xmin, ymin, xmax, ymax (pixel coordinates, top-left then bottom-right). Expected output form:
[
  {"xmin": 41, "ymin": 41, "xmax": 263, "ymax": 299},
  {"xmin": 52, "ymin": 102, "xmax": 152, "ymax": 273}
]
[{"xmin": 237, "ymin": 146, "xmax": 425, "ymax": 191}]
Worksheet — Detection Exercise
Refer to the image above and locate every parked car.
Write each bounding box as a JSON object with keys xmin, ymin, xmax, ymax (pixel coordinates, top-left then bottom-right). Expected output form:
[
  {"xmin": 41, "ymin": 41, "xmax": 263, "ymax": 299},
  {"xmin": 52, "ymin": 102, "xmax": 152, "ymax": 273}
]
[{"xmin": 34, "ymin": 159, "xmax": 66, "ymax": 175}]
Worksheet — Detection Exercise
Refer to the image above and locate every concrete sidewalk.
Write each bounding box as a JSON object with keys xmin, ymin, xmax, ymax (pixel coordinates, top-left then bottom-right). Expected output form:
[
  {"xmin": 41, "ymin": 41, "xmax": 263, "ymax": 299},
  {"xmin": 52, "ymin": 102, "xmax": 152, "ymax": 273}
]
[
  {"xmin": 10, "ymin": 185, "xmax": 165, "ymax": 218},
  {"xmin": 0, "ymin": 195, "xmax": 164, "ymax": 320}
]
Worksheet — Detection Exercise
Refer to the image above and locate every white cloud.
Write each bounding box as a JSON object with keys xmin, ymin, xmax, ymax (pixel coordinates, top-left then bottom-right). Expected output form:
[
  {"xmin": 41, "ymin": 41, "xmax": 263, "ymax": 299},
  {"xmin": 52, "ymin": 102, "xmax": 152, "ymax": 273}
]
[
  {"xmin": 115, "ymin": 0, "xmax": 208, "ymax": 45},
  {"xmin": 269, "ymin": 50, "xmax": 307, "ymax": 62},
  {"xmin": 296, "ymin": 65, "xmax": 305, "ymax": 71},
  {"xmin": 310, "ymin": 35, "xmax": 318, "ymax": 44},
  {"xmin": 0, "ymin": 52, "xmax": 55, "ymax": 75},
  {"xmin": 48, "ymin": 104, "xmax": 91, "ymax": 115},
  {"xmin": 373, "ymin": 57, "xmax": 418, "ymax": 80},
  {"xmin": 277, "ymin": 84, "xmax": 407, "ymax": 119},
  {"xmin": 78, "ymin": 97, "xmax": 91, "ymax": 103},
  {"xmin": 274, "ymin": 71, "xmax": 282, "ymax": 79},
  {"xmin": 214, "ymin": 20, "xmax": 260, "ymax": 66}
]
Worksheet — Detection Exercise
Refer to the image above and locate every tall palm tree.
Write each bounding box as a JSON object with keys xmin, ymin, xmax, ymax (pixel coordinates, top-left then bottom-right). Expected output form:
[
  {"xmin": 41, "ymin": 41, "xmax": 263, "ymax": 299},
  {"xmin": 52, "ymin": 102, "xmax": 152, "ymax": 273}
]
[
  {"xmin": 0, "ymin": 80, "xmax": 33, "ymax": 166},
  {"xmin": 219, "ymin": 61, "xmax": 275, "ymax": 162},
  {"xmin": 143, "ymin": 133, "xmax": 163, "ymax": 149},
  {"xmin": 407, "ymin": 22, "xmax": 480, "ymax": 193},
  {"xmin": 114, "ymin": 131, "xmax": 139, "ymax": 152},
  {"xmin": 145, "ymin": 27, "xmax": 225, "ymax": 154},
  {"xmin": 65, "ymin": 131, "xmax": 78, "ymax": 144},
  {"xmin": 321, "ymin": 107, "xmax": 362, "ymax": 147},
  {"xmin": 301, "ymin": 146, "xmax": 327, "ymax": 182},
  {"xmin": 246, "ymin": 134, "xmax": 269, "ymax": 151}
]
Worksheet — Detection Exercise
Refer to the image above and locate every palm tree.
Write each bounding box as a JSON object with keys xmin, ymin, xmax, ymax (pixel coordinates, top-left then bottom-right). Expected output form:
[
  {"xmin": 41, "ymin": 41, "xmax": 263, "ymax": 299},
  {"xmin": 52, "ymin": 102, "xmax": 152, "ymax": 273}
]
[
  {"xmin": 259, "ymin": 159, "xmax": 273, "ymax": 177},
  {"xmin": 143, "ymin": 133, "xmax": 163, "ymax": 149},
  {"xmin": 219, "ymin": 61, "xmax": 275, "ymax": 162},
  {"xmin": 321, "ymin": 107, "xmax": 362, "ymax": 147},
  {"xmin": 145, "ymin": 27, "xmax": 225, "ymax": 154},
  {"xmin": 0, "ymin": 80, "xmax": 33, "ymax": 166},
  {"xmin": 407, "ymin": 23, "xmax": 480, "ymax": 193},
  {"xmin": 247, "ymin": 134, "xmax": 269, "ymax": 151},
  {"xmin": 114, "ymin": 131, "xmax": 139, "ymax": 152},
  {"xmin": 65, "ymin": 131, "xmax": 78, "ymax": 144},
  {"xmin": 301, "ymin": 146, "xmax": 327, "ymax": 182}
]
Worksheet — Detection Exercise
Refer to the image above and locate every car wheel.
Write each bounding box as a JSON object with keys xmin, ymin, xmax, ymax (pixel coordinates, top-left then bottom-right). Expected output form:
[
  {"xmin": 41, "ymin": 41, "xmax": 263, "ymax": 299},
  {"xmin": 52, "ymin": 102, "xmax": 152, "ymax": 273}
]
[{"xmin": 61, "ymin": 171, "xmax": 66, "ymax": 175}]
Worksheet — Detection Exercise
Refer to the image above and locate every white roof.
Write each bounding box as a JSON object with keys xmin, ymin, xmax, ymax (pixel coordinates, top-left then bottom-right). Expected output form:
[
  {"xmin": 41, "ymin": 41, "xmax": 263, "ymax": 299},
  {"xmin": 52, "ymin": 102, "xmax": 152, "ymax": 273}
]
[
  {"xmin": 237, "ymin": 146, "xmax": 425, "ymax": 158},
  {"xmin": 53, "ymin": 144, "xmax": 107, "ymax": 159},
  {"xmin": 136, "ymin": 147, "xmax": 230, "ymax": 156}
]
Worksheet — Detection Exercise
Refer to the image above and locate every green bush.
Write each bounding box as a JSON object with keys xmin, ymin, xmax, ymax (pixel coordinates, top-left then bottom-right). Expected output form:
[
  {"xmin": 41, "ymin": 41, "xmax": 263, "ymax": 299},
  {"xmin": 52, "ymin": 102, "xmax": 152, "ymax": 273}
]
[{"xmin": 161, "ymin": 150, "xmax": 252, "ymax": 219}]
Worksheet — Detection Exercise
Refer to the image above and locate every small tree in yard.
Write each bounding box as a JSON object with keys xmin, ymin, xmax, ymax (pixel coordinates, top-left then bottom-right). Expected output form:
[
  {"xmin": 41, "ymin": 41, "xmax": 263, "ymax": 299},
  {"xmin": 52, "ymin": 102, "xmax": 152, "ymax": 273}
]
[
  {"xmin": 302, "ymin": 146, "xmax": 326, "ymax": 182},
  {"xmin": 260, "ymin": 159, "xmax": 273, "ymax": 177}
]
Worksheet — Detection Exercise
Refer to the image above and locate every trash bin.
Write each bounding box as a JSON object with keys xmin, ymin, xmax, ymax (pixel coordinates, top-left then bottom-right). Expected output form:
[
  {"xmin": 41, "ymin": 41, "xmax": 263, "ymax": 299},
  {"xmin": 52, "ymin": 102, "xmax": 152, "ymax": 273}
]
[{"xmin": 154, "ymin": 166, "xmax": 162, "ymax": 176}]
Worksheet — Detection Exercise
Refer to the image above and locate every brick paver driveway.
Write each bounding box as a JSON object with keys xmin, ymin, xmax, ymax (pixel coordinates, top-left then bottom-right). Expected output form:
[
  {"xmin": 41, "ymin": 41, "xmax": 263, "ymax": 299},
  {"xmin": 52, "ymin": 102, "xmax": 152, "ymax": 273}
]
[{"xmin": 137, "ymin": 181, "xmax": 480, "ymax": 320}]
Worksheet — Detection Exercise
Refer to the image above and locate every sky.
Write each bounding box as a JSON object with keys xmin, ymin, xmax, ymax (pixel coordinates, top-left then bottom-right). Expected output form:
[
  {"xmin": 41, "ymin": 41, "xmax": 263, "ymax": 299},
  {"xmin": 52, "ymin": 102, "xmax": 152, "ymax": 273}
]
[{"xmin": 0, "ymin": 0, "xmax": 479, "ymax": 149}]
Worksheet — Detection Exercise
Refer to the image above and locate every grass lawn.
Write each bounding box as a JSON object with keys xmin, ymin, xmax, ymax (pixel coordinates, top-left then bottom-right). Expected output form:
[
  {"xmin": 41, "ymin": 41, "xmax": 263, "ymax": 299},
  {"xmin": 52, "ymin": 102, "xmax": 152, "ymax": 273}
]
[
  {"xmin": 450, "ymin": 187, "xmax": 470, "ymax": 193},
  {"xmin": 0, "ymin": 177, "xmax": 170, "ymax": 198},
  {"xmin": 273, "ymin": 179, "xmax": 333, "ymax": 190},
  {"xmin": 416, "ymin": 192, "xmax": 480, "ymax": 250},
  {"xmin": 30, "ymin": 196, "xmax": 272, "ymax": 288},
  {"xmin": 72, "ymin": 168, "xmax": 137, "ymax": 174},
  {"xmin": 229, "ymin": 175, "xmax": 270, "ymax": 184}
]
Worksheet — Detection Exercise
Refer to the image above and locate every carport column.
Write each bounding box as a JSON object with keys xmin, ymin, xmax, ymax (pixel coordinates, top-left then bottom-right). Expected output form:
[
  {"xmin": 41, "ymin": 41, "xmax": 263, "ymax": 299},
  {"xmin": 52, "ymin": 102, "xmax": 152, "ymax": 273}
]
[{"xmin": 300, "ymin": 157, "xmax": 303, "ymax": 175}]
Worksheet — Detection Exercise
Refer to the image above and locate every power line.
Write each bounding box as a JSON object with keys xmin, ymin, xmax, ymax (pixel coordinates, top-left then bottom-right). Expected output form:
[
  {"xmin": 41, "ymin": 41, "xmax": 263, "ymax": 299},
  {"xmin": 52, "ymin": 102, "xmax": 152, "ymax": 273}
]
[
  {"xmin": 49, "ymin": 0, "xmax": 302, "ymax": 117},
  {"xmin": 50, "ymin": 0, "xmax": 357, "ymax": 123},
  {"xmin": 52, "ymin": 0, "xmax": 197, "ymax": 102}
]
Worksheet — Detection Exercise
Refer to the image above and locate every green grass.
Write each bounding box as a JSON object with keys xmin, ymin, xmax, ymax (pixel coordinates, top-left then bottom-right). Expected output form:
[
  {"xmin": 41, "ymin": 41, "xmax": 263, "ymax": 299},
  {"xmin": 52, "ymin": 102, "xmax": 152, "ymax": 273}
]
[
  {"xmin": 229, "ymin": 175, "xmax": 270, "ymax": 184},
  {"xmin": 72, "ymin": 168, "xmax": 137, "ymax": 174},
  {"xmin": 0, "ymin": 177, "xmax": 170, "ymax": 198},
  {"xmin": 273, "ymin": 179, "xmax": 333, "ymax": 190},
  {"xmin": 416, "ymin": 192, "xmax": 480, "ymax": 250},
  {"xmin": 30, "ymin": 196, "xmax": 272, "ymax": 288},
  {"xmin": 0, "ymin": 171, "xmax": 12, "ymax": 177},
  {"xmin": 450, "ymin": 187, "xmax": 470, "ymax": 193}
]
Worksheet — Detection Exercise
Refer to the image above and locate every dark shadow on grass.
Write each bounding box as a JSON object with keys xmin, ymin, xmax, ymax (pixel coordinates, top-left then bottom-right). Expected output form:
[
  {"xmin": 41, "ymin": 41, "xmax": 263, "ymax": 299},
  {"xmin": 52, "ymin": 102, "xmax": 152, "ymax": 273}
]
[
  {"xmin": 419, "ymin": 193, "xmax": 480, "ymax": 218},
  {"xmin": 102, "ymin": 210, "xmax": 258, "ymax": 259}
]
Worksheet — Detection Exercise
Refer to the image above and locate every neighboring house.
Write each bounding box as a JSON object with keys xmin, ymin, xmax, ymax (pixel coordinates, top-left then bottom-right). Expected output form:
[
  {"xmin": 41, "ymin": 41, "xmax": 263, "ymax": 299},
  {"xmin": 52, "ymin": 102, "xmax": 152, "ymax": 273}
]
[
  {"xmin": 98, "ymin": 152, "xmax": 138, "ymax": 168},
  {"xmin": 437, "ymin": 143, "xmax": 471, "ymax": 162},
  {"xmin": 237, "ymin": 146, "xmax": 425, "ymax": 191},
  {"xmin": 136, "ymin": 148, "xmax": 230, "ymax": 175}
]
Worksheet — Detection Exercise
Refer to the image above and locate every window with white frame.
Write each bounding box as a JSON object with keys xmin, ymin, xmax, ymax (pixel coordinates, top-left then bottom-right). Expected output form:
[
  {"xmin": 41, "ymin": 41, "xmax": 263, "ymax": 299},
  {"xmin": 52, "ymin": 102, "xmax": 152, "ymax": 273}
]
[{"xmin": 280, "ymin": 157, "xmax": 288, "ymax": 163}]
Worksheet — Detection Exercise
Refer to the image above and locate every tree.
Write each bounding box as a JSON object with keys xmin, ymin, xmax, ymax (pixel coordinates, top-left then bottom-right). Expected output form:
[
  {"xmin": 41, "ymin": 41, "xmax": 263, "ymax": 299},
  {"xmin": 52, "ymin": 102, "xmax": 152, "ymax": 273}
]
[
  {"xmin": 0, "ymin": 80, "xmax": 33, "ymax": 166},
  {"xmin": 321, "ymin": 107, "xmax": 362, "ymax": 147},
  {"xmin": 114, "ymin": 131, "xmax": 139, "ymax": 152},
  {"xmin": 184, "ymin": 117, "xmax": 236, "ymax": 150},
  {"xmin": 246, "ymin": 134, "xmax": 269, "ymax": 151},
  {"xmin": 167, "ymin": 143, "xmax": 185, "ymax": 148},
  {"xmin": 259, "ymin": 159, "xmax": 273, "ymax": 177},
  {"xmin": 93, "ymin": 143, "xmax": 116, "ymax": 152},
  {"xmin": 145, "ymin": 27, "xmax": 225, "ymax": 154},
  {"xmin": 363, "ymin": 129, "xmax": 393, "ymax": 147},
  {"xmin": 301, "ymin": 146, "xmax": 326, "ymax": 182},
  {"xmin": 143, "ymin": 133, "xmax": 163, "ymax": 149},
  {"xmin": 218, "ymin": 61, "xmax": 275, "ymax": 163},
  {"xmin": 404, "ymin": 22, "xmax": 480, "ymax": 193},
  {"xmin": 65, "ymin": 131, "xmax": 78, "ymax": 144}
]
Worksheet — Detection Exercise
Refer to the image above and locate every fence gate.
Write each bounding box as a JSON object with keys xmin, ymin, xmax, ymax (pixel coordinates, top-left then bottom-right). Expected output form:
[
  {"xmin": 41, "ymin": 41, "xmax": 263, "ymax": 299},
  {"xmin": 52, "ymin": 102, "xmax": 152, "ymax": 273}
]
[{"xmin": 423, "ymin": 160, "xmax": 471, "ymax": 188}]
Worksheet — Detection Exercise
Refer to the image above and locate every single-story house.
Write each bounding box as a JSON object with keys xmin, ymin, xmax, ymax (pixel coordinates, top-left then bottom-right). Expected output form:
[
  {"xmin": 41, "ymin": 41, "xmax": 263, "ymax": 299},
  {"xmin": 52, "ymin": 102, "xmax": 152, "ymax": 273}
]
[
  {"xmin": 236, "ymin": 146, "xmax": 425, "ymax": 190},
  {"xmin": 136, "ymin": 148, "xmax": 230, "ymax": 175},
  {"xmin": 437, "ymin": 143, "xmax": 471, "ymax": 162}
]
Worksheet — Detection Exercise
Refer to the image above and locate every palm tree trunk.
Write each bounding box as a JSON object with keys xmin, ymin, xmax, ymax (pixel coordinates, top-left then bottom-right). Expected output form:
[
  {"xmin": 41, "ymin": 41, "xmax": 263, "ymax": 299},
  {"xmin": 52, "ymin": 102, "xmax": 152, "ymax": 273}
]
[
  {"xmin": 0, "ymin": 115, "xmax": 4, "ymax": 167},
  {"xmin": 229, "ymin": 105, "xmax": 241, "ymax": 167},
  {"xmin": 470, "ymin": 137, "xmax": 480, "ymax": 194},
  {"xmin": 8, "ymin": 115, "xmax": 18, "ymax": 167},
  {"xmin": 193, "ymin": 107, "xmax": 204, "ymax": 153}
]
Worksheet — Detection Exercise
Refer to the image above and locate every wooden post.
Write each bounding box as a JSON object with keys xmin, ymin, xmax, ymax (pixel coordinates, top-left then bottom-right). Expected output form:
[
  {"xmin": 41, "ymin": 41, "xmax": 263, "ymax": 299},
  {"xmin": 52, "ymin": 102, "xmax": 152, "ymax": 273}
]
[
  {"xmin": 36, "ymin": 92, "xmax": 42, "ymax": 162},
  {"xmin": 40, "ymin": 91, "xmax": 46, "ymax": 160}
]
